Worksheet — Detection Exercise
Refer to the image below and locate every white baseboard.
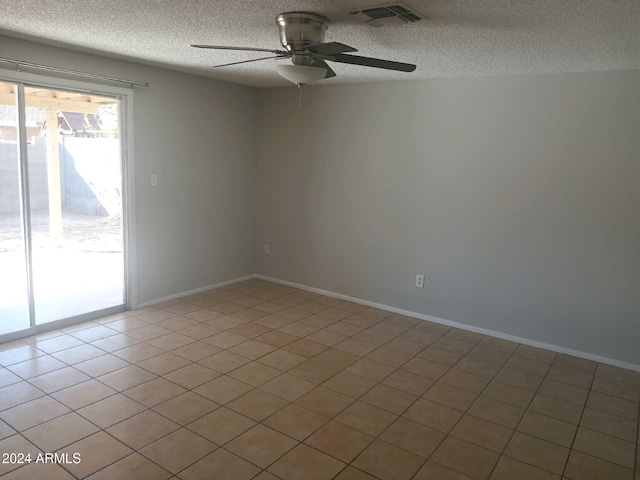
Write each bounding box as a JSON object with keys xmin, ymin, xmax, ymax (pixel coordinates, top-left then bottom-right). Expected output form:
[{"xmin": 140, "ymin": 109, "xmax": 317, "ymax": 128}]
[
  {"xmin": 256, "ymin": 274, "xmax": 640, "ymax": 373},
  {"xmin": 135, "ymin": 274, "xmax": 257, "ymax": 308}
]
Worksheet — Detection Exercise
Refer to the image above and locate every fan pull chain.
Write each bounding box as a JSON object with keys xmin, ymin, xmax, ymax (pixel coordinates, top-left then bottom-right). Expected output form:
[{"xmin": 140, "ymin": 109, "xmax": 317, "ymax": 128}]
[{"xmin": 297, "ymin": 84, "xmax": 302, "ymax": 108}]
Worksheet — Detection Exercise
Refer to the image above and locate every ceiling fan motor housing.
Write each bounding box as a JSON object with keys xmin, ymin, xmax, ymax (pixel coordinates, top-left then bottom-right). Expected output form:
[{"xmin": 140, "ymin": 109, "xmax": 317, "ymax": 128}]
[{"xmin": 276, "ymin": 12, "xmax": 328, "ymax": 54}]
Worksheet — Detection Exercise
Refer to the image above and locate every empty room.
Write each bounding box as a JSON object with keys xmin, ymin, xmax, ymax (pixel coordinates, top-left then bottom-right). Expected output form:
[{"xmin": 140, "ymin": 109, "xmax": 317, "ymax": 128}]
[{"xmin": 0, "ymin": 1, "xmax": 638, "ymax": 480}]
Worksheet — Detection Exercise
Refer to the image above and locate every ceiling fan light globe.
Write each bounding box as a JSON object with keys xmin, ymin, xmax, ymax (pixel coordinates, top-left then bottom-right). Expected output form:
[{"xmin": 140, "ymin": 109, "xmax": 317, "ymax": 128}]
[{"xmin": 277, "ymin": 64, "xmax": 326, "ymax": 85}]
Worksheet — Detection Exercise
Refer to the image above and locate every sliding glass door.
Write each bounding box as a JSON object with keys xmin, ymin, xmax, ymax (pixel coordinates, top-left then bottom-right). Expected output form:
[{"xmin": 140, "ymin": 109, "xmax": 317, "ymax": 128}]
[{"xmin": 0, "ymin": 81, "xmax": 125, "ymax": 336}]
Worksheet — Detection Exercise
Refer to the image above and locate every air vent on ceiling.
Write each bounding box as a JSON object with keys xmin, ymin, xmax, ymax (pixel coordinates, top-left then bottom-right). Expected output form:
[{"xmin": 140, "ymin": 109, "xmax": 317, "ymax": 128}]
[{"xmin": 350, "ymin": 3, "xmax": 423, "ymax": 27}]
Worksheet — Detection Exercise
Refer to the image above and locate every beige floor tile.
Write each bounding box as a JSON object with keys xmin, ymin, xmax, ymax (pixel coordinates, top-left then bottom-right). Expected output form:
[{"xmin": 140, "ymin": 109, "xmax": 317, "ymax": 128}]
[
  {"xmin": 258, "ymin": 349, "xmax": 306, "ymax": 371},
  {"xmin": 107, "ymin": 409, "xmax": 180, "ymax": 449},
  {"xmin": 22, "ymin": 412, "xmax": 99, "ymax": 451},
  {"xmin": 336, "ymin": 401, "xmax": 398, "ymax": 436},
  {"xmin": 77, "ymin": 393, "xmax": 146, "ymax": 428},
  {"xmin": 112, "ymin": 343, "xmax": 166, "ymax": 363},
  {"xmin": 505, "ymin": 431, "xmax": 569, "ymax": 474},
  {"xmin": 140, "ymin": 428, "xmax": 216, "ymax": 474},
  {"xmin": 334, "ymin": 466, "xmax": 379, "ymax": 480},
  {"xmin": 227, "ymin": 389, "xmax": 288, "ymax": 422},
  {"xmin": 32, "ymin": 336, "xmax": 82, "ymax": 354},
  {"xmin": 0, "ymin": 420, "xmax": 14, "ymax": 440},
  {"xmin": 284, "ymin": 339, "xmax": 329, "ymax": 358},
  {"xmin": 482, "ymin": 380, "xmax": 535, "ymax": 409},
  {"xmin": 380, "ymin": 369, "xmax": 433, "ymax": 396},
  {"xmin": 431, "ymin": 436, "xmax": 499, "ymax": 480},
  {"xmin": 97, "ymin": 365, "xmax": 157, "ymax": 391},
  {"xmin": 126, "ymin": 325, "xmax": 173, "ymax": 341},
  {"xmin": 455, "ymin": 357, "xmax": 502, "ymax": 379},
  {"xmin": 147, "ymin": 333, "xmax": 196, "ymax": 351},
  {"xmin": 124, "ymin": 377, "xmax": 186, "ymax": 407},
  {"xmin": 137, "ymin": 352, "xmax": 192, "ymax": 375},
  {"xmin": 306, "ymin": 330, "xmax": 347, "ymax": 347},
  {"xmin": 451, "ymin": 415, "xmax": 513, "ymax": 453},
  {"xmin": 334, "ymin": 338, "xmax": 379, "ymax": 357},
  {"xmin": 414, "ymin": 461, "xmax": 475, "ymax": 480},
  {"xmin": 260, "ymin": 373, "xmax": 316, "ymax": 401},
  {"xmin": 346, "ymin": 358, "xmax": 395, "ymax": 382},
  {"xmin": 74, "ymin": 354, "xmax": 129, "ymax": 377},
  {"xmin": 493, "ymin": 367, "xmax": 544, "ymax": 392},
  {"xmin": 228, "ymin": 323, "xmax": 272, "ymax": 339},
  {"xmin": 385, "ymin": 337, "xmax": 425, "ymax": 356},
  {"xmin": 263, "ymin": 404, "xmax": 327, "ymax": 441},
  {"xmin": 517, "ymin": 411, "xmax": 577, "ymax": 447},
  {"xmin": 206, "ymin": 315, "xmax": 247, "ymax": 331},
  {"xmin": 366, "ymin": 347, "xmax": 412, "ymax": 368},
  {"xmin": 505, "ymin": 355, "xmax": 551, "ymax": 377},
  {"xmin": 193, "ymin": 375, "xmax": 253, "ymax": 404},
  {"xmin": 595, "ymin": 364, "xmax": 640, "ymax": 386},
  {"xmin": 439, "ymin": 368, "xmax": 490, "ymax": 394},
  {"xmin": 162, "ymin": 363, "xmax": 220, "ymax": 389},
  {"xmin": 57, "ymin": 431, "xmax": 133, "ymax": 478},
  {"xmin": 203, "ymin": 331, "xmax": 248, "ymax": 349},
  {"xmin": 325, "ymin": 322, "xmax": 364, "ymax": 337},
  {"xmin": 255, "ymin": 330, "xmax": 299, "ymax": 348},
  {"xmin": 305, "ymin": 420, "xmax": 373, "ymax": 462},
  {"xmin": 490, "ymin": 456, "xmax": 559, "ymax": 480},
  {"xmin": 444, "ymin": 328, "xmax": 484, "ymax": 345},
  {"xmin": 268, "ymin": 444, "xmax": 345, "ymax": 480},
  {"xmin": 229, "ymin": 340, "xmax": 277, "ymax": 360},
  {"xmin": 423, "ymin": 382, "xmax": 479, "ymax": 411},
  {"xmin": 380, "ymin": 416, "xmax": 445, "ymax": 458},
  {"xmin": 179, "ymin": 449, "xmax": 260, "ymax": 480},
  {"xmin": 433, "ymin": 337, "xmax": 475, "ymax": 355},
  {"xmin": 573, "ymin": 426, "xmax": 636, "ymax": 469},
  {"xmin": 51, "ymin": 344, "xmax": 105, "ymax": 365},
  {"xmin": 564, "ymin": 450, "xmax": 633, "ymax": 480},
  {"xmin": 418, "ymin": 346, "xmax": 463, "ymax": 366},
  {"xmin": 156, "ymin": 316, "xmax": 200, "ymax": 332},
  {"xmin": 6, "ymin": 355, "xmax": 66, "ymax": 380},
  {"xmin": 516, "ymin": 345, "xmax": 557, "ymax": 364},
  {"xmin": 296, "ymin": 386, "xmax": 355, "ymax": 418},
  {"xmin": 313, "ymin": 349, "xmax": 360, "ymax": 370},
  {"xmin": 539, "ymin": 379, "xmax": 589, "ymax": 406},
  {"xmin": 228, "ymin": 361, "xmax": 281, "ymax": 387},
  {"xmin": 323, "ymin": 371, "xmax": 376, "ymax": 398},
  {"xmin": 586, "ymin": 391, "xmax": 638, "ymax": 421},
  {"xmin": 371, "ymin": 321, "xmax": 410, "ymax": 337},
  {"xmin": 103, "ymin": 317, "xmax": 148, "ymax": 332},
  {"xmin": 580, "ymin": 407, "xmax": 637, "ymax": 442},
  {"xmin": 0, "ymin": 462, "xmax": 74, "ymax": 480},
  {"xmin": 353, "ymin": 439, "xmax": 424, "ymax": 480},
  {"xmin": 28, "ymin": 366, "xmax": 90, "ymax": 393},
  {"xmin": 591, "ymin": 376, "xmax": 640, "ymax": 403},
  {"xmin": 85, "ymin": 452, "xmax": 171, "ymax": 480},
  {"xmin": 401, "ymin": 357, "xmax": 450, "ymax": 380},
  {"xmin": 171, "ymin": 341, "xmax": 221, "ymax": 362},
  {"xmin": 0, "ymin": 382, "xmax": 44, "ymax": 411},
  {"xmin": 91, "ymin": 333, "xmax": 140, "ymax": 352},
  {"xmin": 465, "ymin": 346, "xmax": 511, "ymax": 366},
  {"xmin": 360, "ymin": 383, "xmax": 417, "ymax": 414},
  {"xmin": 553, "ymin": 354, "xmax": 597, "ymax": 375},
  {"xmin": 528, "ymin": 393, "xmax": 583, "ymax": 425},
  {"xmin": 0, "ymin": 396, "xmax": 70, "ymax": 431},
  {"xmin": 186, "ymin": 406, "xmax": 255, "ymax": 445},
  {"xmin": 198, "ymin": 350, "xmax": 250, "ymax": 373},
  {"xmin": 0, "ymin": 435, "xmax": 40, "ymax": 476},
  {"xmin": 289, "ymin": 359, "xmax": 343, "ymax": 384},
  {"xmin": 153, "ymin": 392, "xmax": 218, "ymax": 424},
  {"xmin": 468, "ymin": 396, "xmax": 525, "ymax": 429},
  {"xmin": 226, "ymin": 424, "xmax": 297, "ymax": 468},
  {"xmin": 404, "ymin": 398, "xmax": 463, "ymax": 433},
  {"xmin": 547, "ymin": 365, "xmax": 593, "ymax": 389}
]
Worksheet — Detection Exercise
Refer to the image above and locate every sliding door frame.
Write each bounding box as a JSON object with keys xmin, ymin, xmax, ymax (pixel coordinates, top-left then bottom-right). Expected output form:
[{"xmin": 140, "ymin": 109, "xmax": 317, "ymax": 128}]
[{"xmin": 0, "ymin": 69, "xmax": 136, "ymax": 342}]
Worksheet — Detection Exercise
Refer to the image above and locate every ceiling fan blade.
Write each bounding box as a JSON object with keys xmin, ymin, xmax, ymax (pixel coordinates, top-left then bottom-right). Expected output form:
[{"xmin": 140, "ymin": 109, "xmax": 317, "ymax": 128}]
[
  {"xmin": 192, "ymin": 45, "xmax": 287, "ymax": 55},
  {"xmin": 330, "ymin": 54, "xmax": 416, "ymax": 72},
  {"xmin": 306, "ymin": 42, "xmax": 358, "ymax": 56},
  {"xmin": 213, "ymin": 56, "xmax": 287, "ymax": 68},
  {"xmin": 309, "ymin": 59, "xmax": 336, "ymax": 79}
]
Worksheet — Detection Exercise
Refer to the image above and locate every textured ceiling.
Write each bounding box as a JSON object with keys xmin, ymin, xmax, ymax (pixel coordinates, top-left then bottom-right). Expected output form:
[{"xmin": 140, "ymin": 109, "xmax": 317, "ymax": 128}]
[{"xmin": 1, "ymin": 0, "xmax": 639, "ymax": 88}]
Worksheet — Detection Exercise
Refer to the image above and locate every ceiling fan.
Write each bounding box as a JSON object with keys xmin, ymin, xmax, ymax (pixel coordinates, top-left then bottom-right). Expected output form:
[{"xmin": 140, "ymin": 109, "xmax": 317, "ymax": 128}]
[{"xmin": 192, "ymin": 12, "xmax": 417, "ymax": 86}]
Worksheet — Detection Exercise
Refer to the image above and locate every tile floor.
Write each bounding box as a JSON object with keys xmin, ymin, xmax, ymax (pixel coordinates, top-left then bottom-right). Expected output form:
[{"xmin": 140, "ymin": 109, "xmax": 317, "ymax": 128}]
[{"xmin": 0, "ymin": 279, "xmax": 638, "ymax": 480}]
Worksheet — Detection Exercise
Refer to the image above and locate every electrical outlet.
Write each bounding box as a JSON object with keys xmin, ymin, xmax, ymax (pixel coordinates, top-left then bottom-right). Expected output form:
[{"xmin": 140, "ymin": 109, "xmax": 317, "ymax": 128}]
[
  {"xmin": 263, "ymin": 244, "xmax": 270, "ymax": 254},
  {"xmin": 415, "ymin": 274, "xmax": 424, "ymax": 288},
  {"xmin": 150, "ymin": 174, "xmax": 158, "ymax": 187}
]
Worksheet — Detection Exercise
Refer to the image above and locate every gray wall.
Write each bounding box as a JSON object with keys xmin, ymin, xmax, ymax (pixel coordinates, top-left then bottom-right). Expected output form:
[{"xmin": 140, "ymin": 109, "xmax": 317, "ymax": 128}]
[
  {"xmin": 256, "ymin": 71, "xmax": 640, "ymax": 365},
  {"xmin": 1, "ymin": 35, "xmax": 258, "ymax": 304}
]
